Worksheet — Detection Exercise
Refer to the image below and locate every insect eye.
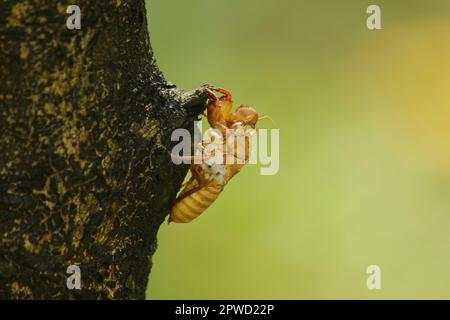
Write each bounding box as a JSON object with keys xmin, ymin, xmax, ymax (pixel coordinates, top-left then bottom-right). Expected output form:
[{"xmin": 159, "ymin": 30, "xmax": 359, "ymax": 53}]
[{"xmin": 207, "ymin": 164, "xmax": 212, "ymax": 168}]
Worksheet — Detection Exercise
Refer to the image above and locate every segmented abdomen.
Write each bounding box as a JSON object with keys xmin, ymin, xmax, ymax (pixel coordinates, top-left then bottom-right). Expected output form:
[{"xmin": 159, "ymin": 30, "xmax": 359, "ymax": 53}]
[{"xmin": 169, "ymin": 184, "xmax": 223, "ymax": 223}]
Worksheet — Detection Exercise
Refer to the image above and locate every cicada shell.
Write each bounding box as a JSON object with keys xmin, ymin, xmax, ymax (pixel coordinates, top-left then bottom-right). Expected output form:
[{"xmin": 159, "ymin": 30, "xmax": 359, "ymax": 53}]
[{"xmin": 169, "ymin": 87, "xmax": 259, "ymax": 223}]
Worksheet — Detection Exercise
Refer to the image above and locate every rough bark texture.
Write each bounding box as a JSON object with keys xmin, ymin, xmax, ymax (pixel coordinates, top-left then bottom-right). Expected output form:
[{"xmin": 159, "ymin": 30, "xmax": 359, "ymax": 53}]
[{"xmin": 0, "ymin": 0, "xmax": 207, "ymax": 299}]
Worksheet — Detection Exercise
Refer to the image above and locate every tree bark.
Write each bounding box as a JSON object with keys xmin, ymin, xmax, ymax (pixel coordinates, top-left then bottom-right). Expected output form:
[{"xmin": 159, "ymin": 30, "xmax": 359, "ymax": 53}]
[{"xmin": 0, "ymin": 0, "xmax": 207, "ymax": 299}]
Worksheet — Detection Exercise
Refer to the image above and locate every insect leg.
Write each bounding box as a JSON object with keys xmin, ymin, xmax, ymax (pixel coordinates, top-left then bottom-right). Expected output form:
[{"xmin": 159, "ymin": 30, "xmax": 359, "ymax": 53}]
[
  {"xmin": 211, "ymin": 87, "xmax": 233, "ymax": 122},
  {"xmin": 205, "ymin": 88, "xmax": 228, "ymax": 132},
  {"xmin": 210, "ymin": 87, "xmax": 232, "ymax": 98}
]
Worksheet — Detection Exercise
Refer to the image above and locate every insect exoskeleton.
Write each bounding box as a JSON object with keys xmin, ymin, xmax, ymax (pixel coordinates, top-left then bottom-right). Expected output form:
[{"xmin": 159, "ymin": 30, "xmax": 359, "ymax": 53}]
[
  {"xmin": 169, "ymin": 87, "xmax": 260, "ymax": 224},
  {"xmin": 169, "ymin": 159, "xmax": 227, "ymax": 223}
]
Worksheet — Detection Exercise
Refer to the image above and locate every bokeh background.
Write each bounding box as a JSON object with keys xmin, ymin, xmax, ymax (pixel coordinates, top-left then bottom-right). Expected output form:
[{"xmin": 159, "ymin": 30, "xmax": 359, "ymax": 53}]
[{"xmin": 145, "ymin": 0, "xmax": 450, "ymax": 299}]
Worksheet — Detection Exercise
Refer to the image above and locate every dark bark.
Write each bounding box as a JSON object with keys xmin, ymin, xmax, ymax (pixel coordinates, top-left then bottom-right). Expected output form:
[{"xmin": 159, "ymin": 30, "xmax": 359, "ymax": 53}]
[{"xmin": 0, "ymin": 0, "xmax": 207, "ymax": 299}]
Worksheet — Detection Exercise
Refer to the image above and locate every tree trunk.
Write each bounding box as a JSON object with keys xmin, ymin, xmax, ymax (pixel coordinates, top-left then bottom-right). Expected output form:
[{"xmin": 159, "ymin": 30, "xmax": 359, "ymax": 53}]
[{"xmin": 0, "ymin": 0, "xmax": 207, "ymax": 299}]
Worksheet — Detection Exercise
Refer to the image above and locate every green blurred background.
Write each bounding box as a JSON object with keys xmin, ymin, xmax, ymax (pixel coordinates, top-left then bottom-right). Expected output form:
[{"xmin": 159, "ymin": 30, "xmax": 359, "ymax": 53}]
[{"xmin": 145, "ymin": 0, "xmax": 450, "ymax": 299}]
